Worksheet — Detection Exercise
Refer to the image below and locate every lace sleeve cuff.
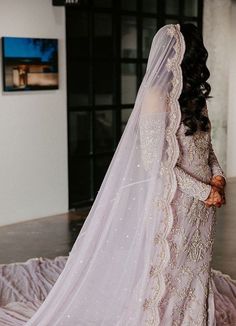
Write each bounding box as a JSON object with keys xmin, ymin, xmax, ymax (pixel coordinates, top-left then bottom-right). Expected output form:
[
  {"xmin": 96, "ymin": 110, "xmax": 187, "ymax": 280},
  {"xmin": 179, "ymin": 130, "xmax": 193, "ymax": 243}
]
[{"xmin": 174, "ymin": 165, "xmax": 212, "ymax": 201}]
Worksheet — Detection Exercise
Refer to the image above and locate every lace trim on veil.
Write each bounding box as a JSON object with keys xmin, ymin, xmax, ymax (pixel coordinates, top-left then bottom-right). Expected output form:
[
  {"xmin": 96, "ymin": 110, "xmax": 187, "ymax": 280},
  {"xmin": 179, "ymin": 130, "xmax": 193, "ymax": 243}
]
[{"xmin": 143, "ymin": 24, "xmax": 186, "ymax": 324}]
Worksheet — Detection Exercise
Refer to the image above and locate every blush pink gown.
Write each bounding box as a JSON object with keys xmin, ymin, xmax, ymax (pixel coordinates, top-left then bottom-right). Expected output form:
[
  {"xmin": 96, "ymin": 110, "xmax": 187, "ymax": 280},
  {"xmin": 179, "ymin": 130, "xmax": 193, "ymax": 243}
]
[{"xmin": 157, "ymin": 105, "xmax": 228, "ymax": 325}]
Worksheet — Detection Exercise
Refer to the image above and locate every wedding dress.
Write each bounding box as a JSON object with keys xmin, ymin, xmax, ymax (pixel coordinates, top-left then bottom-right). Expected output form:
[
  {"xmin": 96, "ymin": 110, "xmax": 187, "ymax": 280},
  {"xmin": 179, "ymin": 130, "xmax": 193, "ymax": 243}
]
[{"xmin": 0, "ymin": 24, "xmax": 236, "ymax": 326}]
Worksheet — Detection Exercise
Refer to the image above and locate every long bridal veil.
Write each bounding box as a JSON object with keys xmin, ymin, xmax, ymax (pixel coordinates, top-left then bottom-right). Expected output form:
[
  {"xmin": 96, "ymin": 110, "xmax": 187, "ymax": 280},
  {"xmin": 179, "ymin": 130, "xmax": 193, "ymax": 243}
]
[{"xmin": 25, "ymin": 24, "xmax": 185, "ymax": 325}]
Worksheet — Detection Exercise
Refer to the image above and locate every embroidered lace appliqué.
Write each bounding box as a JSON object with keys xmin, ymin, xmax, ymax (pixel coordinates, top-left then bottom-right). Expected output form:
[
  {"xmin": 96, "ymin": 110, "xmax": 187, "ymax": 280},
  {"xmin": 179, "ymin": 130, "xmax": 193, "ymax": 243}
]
[
  {"xmin": 139, "ymin": 113, "xmax": 166, "ymax": 172},
  {"xmin": 142, "ymin": 24, "xmax": 186, "ymax": 325}
]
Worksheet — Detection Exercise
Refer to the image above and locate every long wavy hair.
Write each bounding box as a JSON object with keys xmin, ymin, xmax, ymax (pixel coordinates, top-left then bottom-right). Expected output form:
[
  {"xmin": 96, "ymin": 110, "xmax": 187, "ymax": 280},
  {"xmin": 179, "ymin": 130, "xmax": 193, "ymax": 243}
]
[{"xmin": 179, "ymin": 23, "xmax": 211, "ymax": 136}]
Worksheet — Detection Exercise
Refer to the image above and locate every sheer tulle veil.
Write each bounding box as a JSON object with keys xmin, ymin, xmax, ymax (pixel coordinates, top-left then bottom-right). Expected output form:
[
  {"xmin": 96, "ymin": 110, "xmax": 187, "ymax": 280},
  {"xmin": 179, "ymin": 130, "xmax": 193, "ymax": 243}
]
[{"xmin": 26, "ymin": 24, "xmax": 185, "ymax": 325}]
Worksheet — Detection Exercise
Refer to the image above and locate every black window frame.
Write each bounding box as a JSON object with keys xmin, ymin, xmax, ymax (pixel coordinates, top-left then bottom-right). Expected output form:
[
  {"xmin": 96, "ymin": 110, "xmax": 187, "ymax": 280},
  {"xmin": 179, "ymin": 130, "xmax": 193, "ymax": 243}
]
[{"xmin": 66, "ymin": 0, "xmax": 203, "ymax": 209}]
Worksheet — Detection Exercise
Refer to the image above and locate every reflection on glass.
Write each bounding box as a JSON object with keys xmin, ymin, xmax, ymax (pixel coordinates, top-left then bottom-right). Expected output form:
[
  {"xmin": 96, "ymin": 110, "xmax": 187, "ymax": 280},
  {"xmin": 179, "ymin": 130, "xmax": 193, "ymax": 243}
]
[
  {"xmin": 142, "ymin": 18, "xmax": 157, "ymax": 58},
  {"xmin": 69, "ymin": 157, "xmax": 91, "ymax": 201},
  {"xmin": 94, "ymin": 62, "xmax": 113, "ymax": 105},
  {"xmin": 68, "ymin": 62, "xmax": 90, "ymax": 106},
  {"xmin": 121, "ymin": 109, "xmax": 132, "ymax": 133},
  {"xmin": 184, "ymin": 0, "xmax": 198, "ymax": 16},
  {"xmin": 165, "ymin": 0, "xmax": 179, "ymax": 15},
  {"xmin": 121, "ymin": 63, "xmax": 137, "ymax": 104},
  {"xmin": 67, "ymin": 12, "xmax": 89, "ymax": 58},
  {"xmin": 121, "ymin": 0, "xmax": 136, "ymax": 11},
  {"xmin": 94, "ymin": 14, "xmax": 112, "ymax": 57},
  {"xmin": 142, "ymin": 0, "xmax": 157, "ymax": 12},
  {"xmin": 94, "ymin": 154, "xmax": 113, "ymax": 194},
  {"xmin": 69, "ymin": 111, "xmax": 91, "ymax": 156},
  {"xmin": 121, "ymin": 16, "xmax": 137, "ymax": 58},
  {"xmin": 94, "ymin": 110, "xmax": 114, "ymax": 152},
  {"xmin": 94, "ymin": 0, "xmax": 112, "ymax": 7}
]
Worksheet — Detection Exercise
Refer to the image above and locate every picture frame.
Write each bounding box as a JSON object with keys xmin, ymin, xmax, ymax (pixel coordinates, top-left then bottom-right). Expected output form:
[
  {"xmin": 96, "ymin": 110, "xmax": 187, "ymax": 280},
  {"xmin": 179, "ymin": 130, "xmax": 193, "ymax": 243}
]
[{"xmin": 2, "ymin": 37, "xmax": 59, "ymax": 92}]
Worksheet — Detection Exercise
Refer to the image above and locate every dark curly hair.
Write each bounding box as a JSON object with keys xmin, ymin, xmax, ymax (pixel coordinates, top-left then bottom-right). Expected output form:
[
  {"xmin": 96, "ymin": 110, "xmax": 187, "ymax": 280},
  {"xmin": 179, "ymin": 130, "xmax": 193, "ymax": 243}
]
[{"xmin": 179, "ymin": 23, "xmax": 211, "ymax": 136}]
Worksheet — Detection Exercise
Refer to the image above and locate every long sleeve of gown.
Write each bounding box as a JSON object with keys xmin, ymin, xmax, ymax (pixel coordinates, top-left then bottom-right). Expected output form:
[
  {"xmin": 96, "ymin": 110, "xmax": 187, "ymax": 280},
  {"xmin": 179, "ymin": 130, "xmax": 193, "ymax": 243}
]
[{"xmin": 174, "ymin": 165, "xmax": 212, "ymax": 201}]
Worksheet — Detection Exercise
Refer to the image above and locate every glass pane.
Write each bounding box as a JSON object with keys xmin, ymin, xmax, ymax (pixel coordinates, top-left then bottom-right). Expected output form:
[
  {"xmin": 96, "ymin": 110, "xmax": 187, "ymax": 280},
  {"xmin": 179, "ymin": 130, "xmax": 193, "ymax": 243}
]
[
  {"xmin": 165, "ymin": 18, "xmax": 179, "ymax": 25},
  {"xmin": 184, "ymin": 0, "xmax": 198, "ymax": 16},
  {"xmin": 94, "ymin": 62, "xmax": 113, "ymax": 105},
  {"xmin": 142, "ymin": 18, "xmax": 157, "ymax": 58},
  {"xmin": 121, "ymin": 63, "xmax": 137, "ymax": 104},
  {"xmin": 142, "ymin": 63, "xmax": 147, "ymax": 78},
  {"xmin": 121, "ymin": 16, "xmax": 137, "ymax": 58},
  {"xmin": 94, "ymin": 110, "xmax": 115, "ymax": 153},
  {"xmin": 121, "ymin": 108, "xmax": 132, "ymax": 133},
  {"xmin": 165, "ymin": 0, "xmax": 179, "ymax": 15},
  {"xmin": 68, "ymin": 11, "xmax": 88, "ymax": 38},
  {"xmin": 142, "ymin": 0, "xmax": 157, "ymax": 12},
  {"xmin": 94, "ymin": 14, "xmax": 112, "ymax": 57},
  {"xmin": 69, "ymin": 111, "xmax": 91, "ymax": 156},
  {"xmin": 183, "ymin": 20, "xmax": 198, "ymax": 26},
  {"xmin": 68, "ymin": 62, "xmax": 90, "ymax": 106},
  {"xmin": 69, "ymin": 157, "xmax": 91, "ymax": 202},
  {"xmin": 67, "ymin": 12, "xmax": 89, "ymax": 58},
  {"xmin": 94, "ymin": 0, "xmax": 112, "ymax": 7},
  {"xmin": 121, "ymin": 0, "xmax": 136, "ymax": 11},
  {"xmin": 94, "ymin": 154, "xmax": 113, "ymax": 194}
]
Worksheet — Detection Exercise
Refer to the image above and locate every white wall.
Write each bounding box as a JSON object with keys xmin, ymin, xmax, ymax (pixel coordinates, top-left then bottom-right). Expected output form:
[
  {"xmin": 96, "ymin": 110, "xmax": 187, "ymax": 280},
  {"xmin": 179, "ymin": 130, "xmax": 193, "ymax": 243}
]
[
  {"xmin": 203, "ymin": 0, "xmax": 231, "ymax": 175},
  {"xmin": 227, "ymin": 0, "xmax": 236, "ymax": 178},
  {"xmin": 203, "ymin": 0, "xmax": 236, "ymax": 178},
  {"xmin": 0, "ymin": 0, "xmax": 68, "ymax": 226}
]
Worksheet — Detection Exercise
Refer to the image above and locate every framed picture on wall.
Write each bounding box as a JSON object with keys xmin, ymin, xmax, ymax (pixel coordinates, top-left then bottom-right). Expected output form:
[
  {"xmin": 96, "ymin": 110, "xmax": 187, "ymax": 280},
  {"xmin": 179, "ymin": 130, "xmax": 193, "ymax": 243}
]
[{"xmin": 2, "ymin": 37, "xmax": 59, "ymax": 91}]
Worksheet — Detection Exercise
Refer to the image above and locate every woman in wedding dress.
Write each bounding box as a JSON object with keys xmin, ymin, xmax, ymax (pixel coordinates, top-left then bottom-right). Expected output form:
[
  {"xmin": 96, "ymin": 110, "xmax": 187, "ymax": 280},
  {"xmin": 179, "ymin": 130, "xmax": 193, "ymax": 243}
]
[{"xmin": 0, "ymin": 23, "xmax": 236, "ymax": 326}]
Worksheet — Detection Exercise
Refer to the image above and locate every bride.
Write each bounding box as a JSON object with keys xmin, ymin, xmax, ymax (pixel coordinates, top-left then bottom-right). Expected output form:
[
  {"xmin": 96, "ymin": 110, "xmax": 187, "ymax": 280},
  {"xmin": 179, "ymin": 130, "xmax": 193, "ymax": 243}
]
[{"xmin": 0, "ymin": 23, "xmax": 236, "ymax": 325}]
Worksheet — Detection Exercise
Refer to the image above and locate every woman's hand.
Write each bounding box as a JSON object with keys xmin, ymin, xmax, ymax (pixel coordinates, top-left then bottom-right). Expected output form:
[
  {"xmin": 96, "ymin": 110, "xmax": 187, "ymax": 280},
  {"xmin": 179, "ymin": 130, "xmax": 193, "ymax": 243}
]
[
  {"xmin": 210, "ymin": 175, "xmax": 226, "ymax": 190},
  {"xmin": 210, "ymin": 175, "xmax": 226, "ymax": 205},
  {"xmin": 204, "ymin": 185, "xmax": 223, "ymax": 208}
]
